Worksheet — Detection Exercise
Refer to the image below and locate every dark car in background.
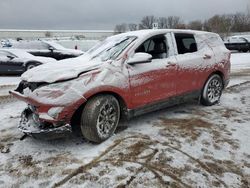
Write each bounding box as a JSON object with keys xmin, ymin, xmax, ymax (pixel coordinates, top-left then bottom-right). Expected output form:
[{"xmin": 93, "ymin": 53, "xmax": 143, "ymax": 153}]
[
  {"xmin": 0, "ymin": 49, "xmax": 56, "ymax": 75},
  {"xmin": 224, "ymin": 35, "xmax": 250, "ymax": 52},
  {"xmin": 9, "ymin": 41, "xmax": 84, "ymax": 60}
]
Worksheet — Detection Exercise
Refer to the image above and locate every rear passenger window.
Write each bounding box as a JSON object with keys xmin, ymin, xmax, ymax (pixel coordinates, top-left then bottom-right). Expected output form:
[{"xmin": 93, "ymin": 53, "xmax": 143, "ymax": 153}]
[{"xmin": 174, "ymin": 33, "xmax": 197, "ymax": 54}]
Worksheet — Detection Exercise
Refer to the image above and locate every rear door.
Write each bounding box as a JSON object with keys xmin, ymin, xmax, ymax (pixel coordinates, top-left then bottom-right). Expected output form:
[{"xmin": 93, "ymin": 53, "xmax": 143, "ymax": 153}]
[
  {"xmin": 0, "ymin": 51, "xmax": 24, "ymax": 74},
  {"xmin": 127, "ymin": 33, "xmax": 178, "ymax": 108},
  {"xmin": 173, "ymin": 32, "xmax": 214, "ymax": 96}
]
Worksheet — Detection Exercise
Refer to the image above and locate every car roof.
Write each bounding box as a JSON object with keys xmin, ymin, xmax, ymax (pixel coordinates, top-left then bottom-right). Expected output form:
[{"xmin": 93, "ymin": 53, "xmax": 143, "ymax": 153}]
[
  {"xmin": 114, "ymin": 29, "xmax": 214, "ymax": 40},
  {"xmin": 0, "ymin": 48, "xmax": 33, "ymax": 57}
]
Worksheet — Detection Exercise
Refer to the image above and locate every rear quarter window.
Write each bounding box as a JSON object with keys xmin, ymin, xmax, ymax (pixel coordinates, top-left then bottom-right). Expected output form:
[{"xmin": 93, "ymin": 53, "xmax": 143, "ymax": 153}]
[
  {"xmin": 206, "ymin": 34, "xmax": 225, "ymax": 47},
  {"xmin": 196, "ymin": 33, "xmax": 225, "ymax": 49}
]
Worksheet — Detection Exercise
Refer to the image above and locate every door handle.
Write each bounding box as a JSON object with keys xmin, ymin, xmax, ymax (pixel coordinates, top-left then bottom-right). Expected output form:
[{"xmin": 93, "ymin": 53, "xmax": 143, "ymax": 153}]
[{"xmin": 203, "ymin": 54, "xmax": 212, "ymax": 60}]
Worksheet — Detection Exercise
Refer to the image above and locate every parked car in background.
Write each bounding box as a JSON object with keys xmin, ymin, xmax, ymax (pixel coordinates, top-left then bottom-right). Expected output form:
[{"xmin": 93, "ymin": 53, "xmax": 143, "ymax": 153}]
[
  {"xmin": 11, "ymin": 29, "xmax": 230, "ymax": 143},
  {"xmin": 224, "ymin": 35, "xmax": 250, "ymax": 52},
  {"xmin": 9, "ymin": 40, "xmax": 84, "ymax": 60},
  {"xmin": 0, "ymin": 49, "xmax": 56, "ymax": 75},
  {"xmin": 1, "ymin": 39, "xmax": 12, "ymax": 48}
]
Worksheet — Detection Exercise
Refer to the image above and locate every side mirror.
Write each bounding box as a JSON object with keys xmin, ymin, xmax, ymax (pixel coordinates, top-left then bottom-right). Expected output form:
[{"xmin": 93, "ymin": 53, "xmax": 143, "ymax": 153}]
[
  {"xmin": 7, "ymin": 55, "xmax": 15, "ymax": 60},
  {"xmin": 127, "ymin": 52, "xmax": 152, "ymax": 65},
  {"xmin": 49, "ymin": 46, "xmax": 54, "ymax": 52}
]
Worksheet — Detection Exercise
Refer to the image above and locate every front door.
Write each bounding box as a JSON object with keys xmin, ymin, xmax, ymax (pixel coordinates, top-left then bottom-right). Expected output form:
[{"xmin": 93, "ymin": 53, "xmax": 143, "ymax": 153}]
[{"xmin": 127, "ymin": 33, "xmax": 177, "ymax": 109}]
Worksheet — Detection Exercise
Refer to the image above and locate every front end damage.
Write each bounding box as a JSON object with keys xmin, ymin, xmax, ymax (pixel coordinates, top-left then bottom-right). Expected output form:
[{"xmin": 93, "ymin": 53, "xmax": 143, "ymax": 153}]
[
  {"xmin": 10, "ymin": 79, "xmax": 88, "ymax": 139},
  {"xmin": 19, "ymin": 107, "xmax": 72, "ymax": 139}
]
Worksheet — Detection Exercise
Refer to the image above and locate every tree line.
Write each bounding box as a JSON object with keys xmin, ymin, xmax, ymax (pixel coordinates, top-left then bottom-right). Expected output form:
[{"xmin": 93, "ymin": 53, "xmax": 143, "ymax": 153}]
[{"xmin": 114, "ymin": 10, "xmax": 250, "ymax": 36}]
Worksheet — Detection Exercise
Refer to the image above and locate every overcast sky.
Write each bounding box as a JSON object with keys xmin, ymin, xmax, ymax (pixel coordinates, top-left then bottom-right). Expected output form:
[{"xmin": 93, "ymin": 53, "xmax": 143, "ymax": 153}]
[{"xmin": 0, "ymin": 0, "xmax": 249, "ymax": 30}]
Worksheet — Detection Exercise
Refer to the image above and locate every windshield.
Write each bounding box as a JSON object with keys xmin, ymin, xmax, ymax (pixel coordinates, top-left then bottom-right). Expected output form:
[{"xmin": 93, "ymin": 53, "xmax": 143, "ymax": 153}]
[{"xmin": 87, "ymin": 36, "xmax": 136, "ymax": 61}]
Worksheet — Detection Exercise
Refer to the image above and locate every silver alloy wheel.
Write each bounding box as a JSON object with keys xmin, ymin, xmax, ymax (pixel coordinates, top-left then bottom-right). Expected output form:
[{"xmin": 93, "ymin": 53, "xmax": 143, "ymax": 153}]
[
  {"xmin": 206, "ymin": 77, "xmax": 223, "ymax": 103},
  {"xmin": 96, "ymin": 102, "xmax": 117, "ymax": 139}
]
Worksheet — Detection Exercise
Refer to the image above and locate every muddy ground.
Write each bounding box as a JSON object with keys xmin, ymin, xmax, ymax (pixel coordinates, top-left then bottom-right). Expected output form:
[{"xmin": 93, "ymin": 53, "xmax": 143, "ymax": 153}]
[{"xmin": 0, "ymin": 75, "xmax": 250, "ymax": 188}]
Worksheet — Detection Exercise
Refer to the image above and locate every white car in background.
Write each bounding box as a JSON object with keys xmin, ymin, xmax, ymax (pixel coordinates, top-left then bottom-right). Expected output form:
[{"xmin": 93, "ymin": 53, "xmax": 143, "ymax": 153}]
[{"xmin": 0, "ymin": 49, "xmax": 56, "ymax": 75}]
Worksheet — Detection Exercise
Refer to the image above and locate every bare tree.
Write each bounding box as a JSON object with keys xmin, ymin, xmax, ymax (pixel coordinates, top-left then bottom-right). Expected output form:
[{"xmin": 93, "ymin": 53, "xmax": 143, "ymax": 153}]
[
  {"xmin": 128, "ymin": 23, "xmax": 138, "ymax": 31},
  {"xmin": 206, "ymin": 13, "xmax": 250, "ymax": 34},
  {"xmin": 139, "ymin": 16, "xmax": 157, "ymax": 29},
  {"xmin": 158, "ymin": 17, "xmax": 168, "ymax": 29},
  {"xmin": 114, "ymin": 23, "xmax": 127, "ymax": 33},
  {"xmin": 188, "ymin": 20, "xmax": 203, "ymax": 30},
  {"xmin": 175, "ymin": 23, "xmax": 187, "ymax": 29},
  {"xmin": 206, "ymin": 15, "xmax": 224, "ymax": 33},
  {"xmin": 114, "ymin": 10, "xmax": 250, "ymax": 35},
  {"xmin": 166, "ymin": 16, "xmax": 182, "ymax": 29},
  {"xmin": 158, "ymin": 16, "xmax": 184, "ymax": 29},
  {"xmin": 231, "ymin": 13, "xmax": 250, "ymax": 32},
  {"xmin": 220, "ymin": 15, "xmax": 234, "ymax": 36}
]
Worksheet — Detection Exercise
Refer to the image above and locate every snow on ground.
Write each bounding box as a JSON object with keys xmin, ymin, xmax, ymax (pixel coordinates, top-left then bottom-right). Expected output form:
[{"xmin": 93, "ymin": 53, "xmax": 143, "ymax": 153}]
[
  {"xmin": 0, "ymin": 53, "xmax": 250, "ymax": 187},
  {"xmin": 0, "ymin": 77, "xmax": 20, "ymax": 86},
  {"xmin": 231, "ymin": 53, "xmax": 250, "ymax": 72},
  {"xmin": 0, "ymin": 77, "xmax": 20, "ymax": 96}
]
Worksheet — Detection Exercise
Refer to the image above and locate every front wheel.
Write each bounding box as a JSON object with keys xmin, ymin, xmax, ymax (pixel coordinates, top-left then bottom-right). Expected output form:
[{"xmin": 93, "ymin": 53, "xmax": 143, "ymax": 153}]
[
  {"xmin": 26, "ymin": 63, "xmax": 37, "ymax": 70},
  {"xmin": 201, "ymin": 74, "xmax": 223, "ymax": 106},
  {"xmin": 81, "ymin": 95, "xmax": 120, "ymax": 143}
]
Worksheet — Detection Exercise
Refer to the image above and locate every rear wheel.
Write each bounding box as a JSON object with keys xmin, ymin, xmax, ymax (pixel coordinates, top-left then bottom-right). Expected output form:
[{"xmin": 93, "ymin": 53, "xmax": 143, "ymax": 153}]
[
  {"xmin": 201, "ymin": 74, "xmax": 223, "ymax": 106},
  {"xmin": 81, "ymin": 95, "xmax": 120, "ymax": 143}
]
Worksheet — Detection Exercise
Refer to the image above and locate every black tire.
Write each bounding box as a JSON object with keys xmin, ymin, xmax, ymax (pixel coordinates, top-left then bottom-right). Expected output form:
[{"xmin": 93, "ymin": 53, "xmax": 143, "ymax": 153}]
[
  {"xmin": 26, "ymin": 63, "xmax": 37, "ymax": 70},
  {"xmin": 81, "ymin": 95, "xmax": 120, "ymax": 143},
  {"xmin": 201, "ymin": 74, "xmax": 223, "ymax": 106}
]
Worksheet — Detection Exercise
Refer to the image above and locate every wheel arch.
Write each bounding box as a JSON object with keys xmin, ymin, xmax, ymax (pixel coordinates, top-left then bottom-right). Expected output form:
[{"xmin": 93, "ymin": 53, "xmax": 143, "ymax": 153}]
[
  {"xmin": 70, "ymin": 91, "xmax": 129, "ymax": 133},
  {"xmin": 24, "ymin": 61, "xmax": 41, "ymax": 69},
  {"xmin": 204, "ymin": 70, "xmax": 225, "ymax": 89}
]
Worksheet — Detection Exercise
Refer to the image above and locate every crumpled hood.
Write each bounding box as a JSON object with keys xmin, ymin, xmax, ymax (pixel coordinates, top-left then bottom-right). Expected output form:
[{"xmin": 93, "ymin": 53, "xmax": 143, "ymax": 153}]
[{"xmin": 21, "ymin": 55, "xmax": 103, "ymax": 83}]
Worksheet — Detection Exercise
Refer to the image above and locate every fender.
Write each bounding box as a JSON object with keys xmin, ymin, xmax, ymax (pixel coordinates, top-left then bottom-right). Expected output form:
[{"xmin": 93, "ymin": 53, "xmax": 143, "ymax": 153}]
[{"xmin": 83, "ymin": 85, "xmax": 132, "ymax": 108}]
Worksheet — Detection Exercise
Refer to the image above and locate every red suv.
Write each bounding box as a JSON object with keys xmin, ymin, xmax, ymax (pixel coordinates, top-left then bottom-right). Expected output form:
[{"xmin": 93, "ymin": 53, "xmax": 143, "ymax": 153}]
[{"xmin": 11, "ymin": 29, "xmax": 231, "ymax": 143}]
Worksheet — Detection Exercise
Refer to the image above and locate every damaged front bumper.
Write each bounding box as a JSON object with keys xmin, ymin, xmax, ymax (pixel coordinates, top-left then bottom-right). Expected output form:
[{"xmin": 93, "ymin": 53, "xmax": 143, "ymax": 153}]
[
  {"xmin": 10, "ymin": 80, "xmax": 88, "ymax": 140},
  {"xmin": 19, "ymin": 107, "xmax": 72, "ymax": 140}
]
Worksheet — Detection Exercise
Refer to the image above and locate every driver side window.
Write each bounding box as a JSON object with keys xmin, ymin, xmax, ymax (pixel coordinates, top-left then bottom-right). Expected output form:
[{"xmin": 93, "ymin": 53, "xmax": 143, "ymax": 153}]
[{"xmin": 135, "ymin": 35, "xmax": 168, "ymax": 59}]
